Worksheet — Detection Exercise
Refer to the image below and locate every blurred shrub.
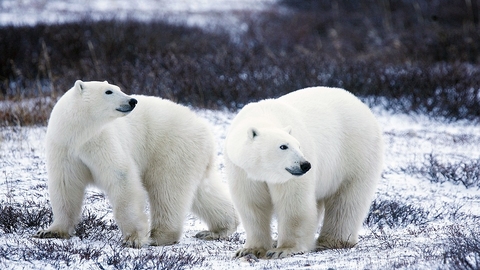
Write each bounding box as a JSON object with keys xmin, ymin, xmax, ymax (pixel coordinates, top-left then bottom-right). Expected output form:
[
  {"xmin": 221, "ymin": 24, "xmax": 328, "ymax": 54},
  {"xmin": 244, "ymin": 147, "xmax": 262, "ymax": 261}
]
[
  {"xmin": 443, "ymin": 225, "xmax": 480, "ymax": 269},
  {"xmin": 364, "ymin": 199, "xmax": 441, "ymax": 229},
  {"xmin": 402, "ymin": 153, "xmax": 480, "ymax": 189},
  {"xmin": 0, "ymin": 200, "xmax": 52, "ymax": 234},
  {"xmin": 1, "ymin": 0, "xmax": 479, "ymax": 125}
]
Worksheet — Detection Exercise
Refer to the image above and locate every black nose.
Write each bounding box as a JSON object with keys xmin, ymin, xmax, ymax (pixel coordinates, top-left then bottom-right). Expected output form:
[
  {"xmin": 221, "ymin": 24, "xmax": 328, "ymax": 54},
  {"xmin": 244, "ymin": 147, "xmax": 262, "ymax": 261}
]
[
  {"xmin": 129, "ymin": 98, "xmax": 137, "ymax": 108},
  {"xmin": 300, "ymin": 161, "xmax": 311, "ymax": 173}
]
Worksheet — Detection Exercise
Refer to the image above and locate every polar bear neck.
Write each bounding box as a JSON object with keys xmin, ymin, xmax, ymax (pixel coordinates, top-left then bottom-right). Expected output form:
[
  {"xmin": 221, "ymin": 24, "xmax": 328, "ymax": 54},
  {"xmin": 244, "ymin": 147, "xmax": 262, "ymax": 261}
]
[
  {"xmin": 47, "ymin": 93, "xmax": 113, "ymax": 146},
  {"xmin": 49, "ymin": 112, "xmax": 110, "ymax": 147}
]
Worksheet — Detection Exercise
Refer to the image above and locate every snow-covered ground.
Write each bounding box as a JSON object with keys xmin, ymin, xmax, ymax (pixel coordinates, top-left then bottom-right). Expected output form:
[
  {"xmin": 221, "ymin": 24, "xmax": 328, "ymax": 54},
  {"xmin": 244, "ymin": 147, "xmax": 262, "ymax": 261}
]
[
  {"xmin": 1, "ymin": 106, "xmax": 479, "ymax": 269},
  {"xmin": 1, "ymin": 1, "xmax": 479, "ymax": 269}
]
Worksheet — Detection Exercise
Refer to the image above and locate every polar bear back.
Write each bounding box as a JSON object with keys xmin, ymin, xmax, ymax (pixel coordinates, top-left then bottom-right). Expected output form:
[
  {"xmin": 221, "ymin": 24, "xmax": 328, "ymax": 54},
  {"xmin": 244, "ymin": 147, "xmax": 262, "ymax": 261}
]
[
  {"xmin": 104, "ymin": 95, "xmax": 214, "ymax": 177},
  {"xmin": 280, "ymin": 87, "xmax": 383, "ymax": 198},
  {"xmin": 280, "ymin": 86, "xmax": 379, "ymax": 132}
]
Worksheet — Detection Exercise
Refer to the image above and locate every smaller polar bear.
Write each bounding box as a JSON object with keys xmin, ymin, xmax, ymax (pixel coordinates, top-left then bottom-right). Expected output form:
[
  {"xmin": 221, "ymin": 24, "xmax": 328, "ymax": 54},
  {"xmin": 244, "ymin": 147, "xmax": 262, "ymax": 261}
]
[
  {"xmin": 35, "ymin": 80, "xmax": 238, "ymax": 247},
  {"xmin": 225, "ymin": 87, "xmax": 383, "ymax": 259}
]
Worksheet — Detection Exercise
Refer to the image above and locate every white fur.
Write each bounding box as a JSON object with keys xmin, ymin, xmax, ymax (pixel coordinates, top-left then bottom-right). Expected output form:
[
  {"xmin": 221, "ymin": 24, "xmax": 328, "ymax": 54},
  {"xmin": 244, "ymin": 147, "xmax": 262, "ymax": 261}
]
[
  {"xmin": 225, "ymin": 87, "xmax": 383, "ymax": 259},
  {"xmin": 36, "ymin": 80, "xmax": 238, "ymax": 247}
]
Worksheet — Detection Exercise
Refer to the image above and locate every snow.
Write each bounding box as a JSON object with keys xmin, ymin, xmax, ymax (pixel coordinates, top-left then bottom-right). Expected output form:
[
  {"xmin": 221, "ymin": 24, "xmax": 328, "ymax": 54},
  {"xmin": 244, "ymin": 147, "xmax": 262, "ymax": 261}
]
[
  {"xmin": 0, "ymin": 0, "xmax": 276, "ymax": 27},
  {"xmin": 1, "ymin": 106, "xmax": 479, "ymax": 269}
]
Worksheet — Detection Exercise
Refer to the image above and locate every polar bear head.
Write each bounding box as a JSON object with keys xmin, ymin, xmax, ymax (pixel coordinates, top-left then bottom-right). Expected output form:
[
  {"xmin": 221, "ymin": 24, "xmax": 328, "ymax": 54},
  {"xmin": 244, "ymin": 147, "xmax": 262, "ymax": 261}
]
[
  {"xmin": 72, "ymin": 80, "xmax": 137, "ymax": 120},
  {"xmin": 228, "ymin": 126, "xmax": 311, "ymax": 183}
]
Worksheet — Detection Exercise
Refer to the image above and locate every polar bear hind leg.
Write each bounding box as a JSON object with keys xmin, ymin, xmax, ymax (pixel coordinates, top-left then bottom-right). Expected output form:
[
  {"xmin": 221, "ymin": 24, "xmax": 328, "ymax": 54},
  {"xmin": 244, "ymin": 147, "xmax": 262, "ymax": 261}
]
[
  {"xmin": 192, "ymin": 159, "xmax": 239, "ymax": 240},
  {"xmin": 144, "ymin": 166, "xmax": 197, "ymax": 246}
]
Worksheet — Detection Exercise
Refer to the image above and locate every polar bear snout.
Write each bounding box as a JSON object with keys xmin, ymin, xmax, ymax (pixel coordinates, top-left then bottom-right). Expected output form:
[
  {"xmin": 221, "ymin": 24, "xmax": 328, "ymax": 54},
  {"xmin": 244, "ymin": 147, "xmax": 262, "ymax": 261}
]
[
  {"xmin": 116, "ymin": 98, "xmax": 138, "ymax": 113},
  {"xmin": 286, "ymin": 161, "xmax": 311, "ymax": 176}
]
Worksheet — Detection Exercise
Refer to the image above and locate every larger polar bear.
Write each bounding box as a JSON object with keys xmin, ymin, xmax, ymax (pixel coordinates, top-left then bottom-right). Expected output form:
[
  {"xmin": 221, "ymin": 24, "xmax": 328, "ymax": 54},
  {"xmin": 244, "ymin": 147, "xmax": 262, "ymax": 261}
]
[
  {"xmin": 225, "ymin": 87, "xmax": 383, "ymax": 259},
  {"xmin": 35, "ymin": 80, "xmax": 238, "ymax": 247}
]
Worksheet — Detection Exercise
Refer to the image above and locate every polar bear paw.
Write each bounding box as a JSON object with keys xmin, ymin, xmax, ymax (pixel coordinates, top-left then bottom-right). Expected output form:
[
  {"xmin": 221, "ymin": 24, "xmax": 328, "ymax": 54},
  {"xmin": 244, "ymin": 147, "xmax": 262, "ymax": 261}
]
[
  {"xmin": 316, "ymin": 237, "xmax": 356, "ymax": 251},
  {"xmin": 33, "ymin": 229, "xmax": 71, "ymax": 239},
  {"xmin": 235, "ymin": 247, "xmax": 267, "ymax": 259},
  {"xmin": 195, "ymin": 230, "xmax": 230, "ymax": 240},
  {"xmin": 122, "ymin": 232, "xmax": 150, "ymax": 248},
  {"xmin": 265, "ymin": 247, "xmax": 301, "ymax": 259},
  {"xmin": 149, "ymin": 230, "xmax": 180, "ymax": 246}
]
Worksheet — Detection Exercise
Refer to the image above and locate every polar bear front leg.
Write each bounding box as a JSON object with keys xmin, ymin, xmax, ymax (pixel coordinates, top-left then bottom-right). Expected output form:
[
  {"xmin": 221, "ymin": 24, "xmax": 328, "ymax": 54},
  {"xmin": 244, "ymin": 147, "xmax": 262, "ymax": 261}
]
[
  {"xmin": 266, "ymin": 182, "xmax": 317, "ymax": 259},
  {"xmin": 96, "ymin": 167, "xmax": 150, "ymax": 248},
  {"xmin": 34, "ymin": 158, "xmax": 90, "ymax": 239},
  {"xmin": 317, "ymin": 174, "xmax": 376, "ymax": 250},
  {"xmin": 234, "ymin": 182, "xmax": 273, "ymax": 258},
  {"xmin": 228, "ymin": 171, "xmax": 274, "ymax": 258}
]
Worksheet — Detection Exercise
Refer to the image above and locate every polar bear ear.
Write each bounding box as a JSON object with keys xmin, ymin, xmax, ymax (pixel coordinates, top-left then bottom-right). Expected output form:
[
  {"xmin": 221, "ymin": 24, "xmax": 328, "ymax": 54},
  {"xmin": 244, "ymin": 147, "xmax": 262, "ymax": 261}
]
[
  {"xmin": 248, "ymin": 128, "xmax": 259, "ymax": 140},
  {"xmin": 103, "ymin": 80, "xmax": 108, "ymax": 84},
  {"xmin": 74, "ymin": 80, "xmax": 85, "ymax": 93},
  {"xmin": 283, "ymin": 125, "xmax": 293, "ymax": 134}
]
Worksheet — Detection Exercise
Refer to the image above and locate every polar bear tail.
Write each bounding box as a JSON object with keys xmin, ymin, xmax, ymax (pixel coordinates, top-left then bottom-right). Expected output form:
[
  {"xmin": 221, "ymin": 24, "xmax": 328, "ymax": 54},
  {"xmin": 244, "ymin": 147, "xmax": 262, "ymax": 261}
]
[{"xmin": 191, "ymin": 156, "xmax": 239, "ymax": 240}]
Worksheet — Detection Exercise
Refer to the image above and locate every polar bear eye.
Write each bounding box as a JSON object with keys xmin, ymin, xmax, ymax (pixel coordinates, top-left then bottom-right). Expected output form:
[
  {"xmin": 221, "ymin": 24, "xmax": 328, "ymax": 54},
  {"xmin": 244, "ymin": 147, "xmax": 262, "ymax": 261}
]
[
  {"xmin": 105, "ymin": 90, "xmax": 113, "ymax": 95},
  {"xmin": 280, "ymin": 145, "xmax": 288, "ymax": 150}
]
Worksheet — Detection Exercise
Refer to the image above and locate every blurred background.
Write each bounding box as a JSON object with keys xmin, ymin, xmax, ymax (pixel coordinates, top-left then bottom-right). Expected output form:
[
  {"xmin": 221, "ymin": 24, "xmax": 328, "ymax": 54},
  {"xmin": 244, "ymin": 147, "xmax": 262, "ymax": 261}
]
[{"xmin": 1, "ymin": 0, "xmax": 479, "ymax": 125}]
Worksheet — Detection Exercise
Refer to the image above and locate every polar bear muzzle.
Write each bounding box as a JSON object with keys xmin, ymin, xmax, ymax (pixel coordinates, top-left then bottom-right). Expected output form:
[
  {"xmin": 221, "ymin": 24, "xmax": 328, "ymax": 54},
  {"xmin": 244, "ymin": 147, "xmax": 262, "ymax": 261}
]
[
  {"xmin": 286, "ymin": 161, "xmax": 311, "ymax": 176},
  {"xmin": 116, "ymin": 98, "xmax": 138, "ymax": 113}
]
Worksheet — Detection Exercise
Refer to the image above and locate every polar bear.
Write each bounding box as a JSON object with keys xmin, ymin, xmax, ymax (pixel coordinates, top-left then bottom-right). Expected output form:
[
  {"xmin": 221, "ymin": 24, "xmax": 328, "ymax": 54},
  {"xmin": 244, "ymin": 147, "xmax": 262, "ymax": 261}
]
[
  {"xmin": 35, "ymin": 80, "xmax": 238, "ymax": 247},
  {"xmin": 225, "ymin": 87, "xmax": 383, "ymax": 259}
]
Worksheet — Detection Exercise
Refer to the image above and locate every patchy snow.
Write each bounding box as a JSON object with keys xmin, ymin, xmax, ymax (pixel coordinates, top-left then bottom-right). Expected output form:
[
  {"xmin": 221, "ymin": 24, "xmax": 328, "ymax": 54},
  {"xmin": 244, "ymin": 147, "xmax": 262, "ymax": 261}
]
[
  {"xmin": 1, "ymin": 106, "xmax": 479, "ymax": 269},
  {"xmin": 0, "ymin": 0, "xmax": 276, "ymax": 27},
  {"xmin": 0, "ymin": 1, "xmax": 479, "ymax": 268}
]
